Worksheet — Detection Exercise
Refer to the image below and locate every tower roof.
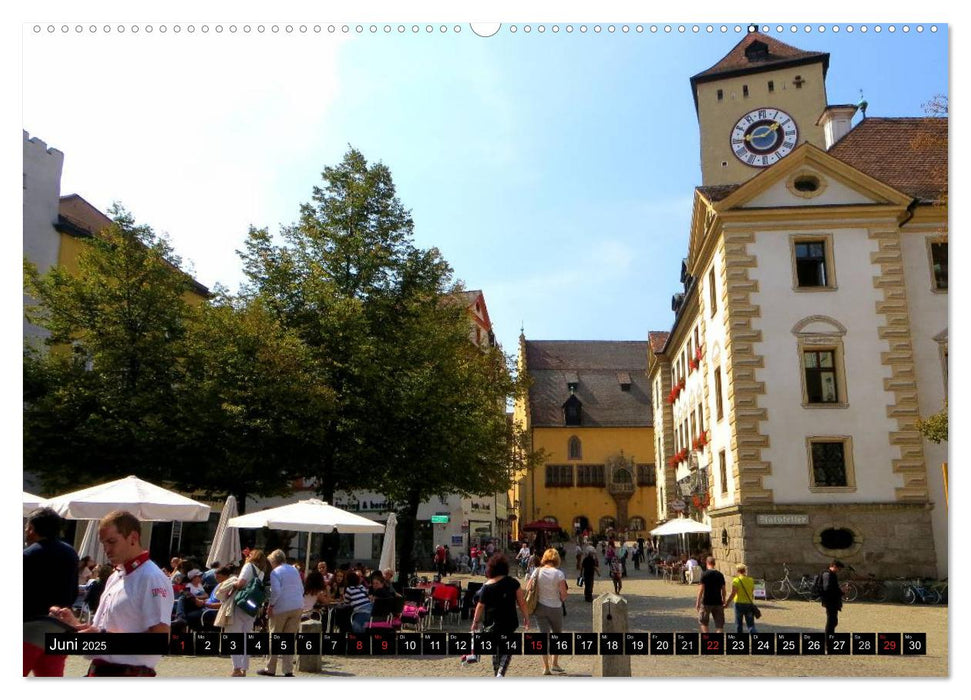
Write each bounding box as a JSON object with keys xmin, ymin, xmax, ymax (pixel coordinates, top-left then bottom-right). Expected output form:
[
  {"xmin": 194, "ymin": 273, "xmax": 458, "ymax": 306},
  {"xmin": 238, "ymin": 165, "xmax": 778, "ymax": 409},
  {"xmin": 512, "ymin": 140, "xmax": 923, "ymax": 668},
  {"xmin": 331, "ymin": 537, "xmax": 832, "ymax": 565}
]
[{"xmin": 690, "ymin": 31, "xmax": 829, "ymax": 110}]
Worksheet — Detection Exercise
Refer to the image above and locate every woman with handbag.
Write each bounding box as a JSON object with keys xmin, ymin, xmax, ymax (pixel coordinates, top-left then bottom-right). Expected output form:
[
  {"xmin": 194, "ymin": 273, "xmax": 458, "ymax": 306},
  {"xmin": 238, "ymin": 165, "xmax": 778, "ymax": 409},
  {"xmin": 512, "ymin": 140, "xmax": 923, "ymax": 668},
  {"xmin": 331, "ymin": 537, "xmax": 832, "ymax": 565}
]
[
  {"xmin": 724, "ymin": 563, "xmax": 759, "ymax": 634},
  {"xmin": 529, "ymin": 548, "xmax": 568, "ymax": 675},
  {"xmin": 471, "ymin": 554, "xmax": 529, "ymax": 678},
  {"xmin": 225, "ymin": 550, "xmax": 267, "ymax": 676}
]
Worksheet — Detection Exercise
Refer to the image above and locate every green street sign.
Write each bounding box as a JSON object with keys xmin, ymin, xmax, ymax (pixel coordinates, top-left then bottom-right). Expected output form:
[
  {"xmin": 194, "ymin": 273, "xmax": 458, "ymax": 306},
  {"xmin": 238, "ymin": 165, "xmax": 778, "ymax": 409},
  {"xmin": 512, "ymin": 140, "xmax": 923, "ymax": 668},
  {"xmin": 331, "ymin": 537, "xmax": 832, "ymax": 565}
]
[{"xmin": 430, "ymin": 515, "xmax": 449, "ymax": 524}]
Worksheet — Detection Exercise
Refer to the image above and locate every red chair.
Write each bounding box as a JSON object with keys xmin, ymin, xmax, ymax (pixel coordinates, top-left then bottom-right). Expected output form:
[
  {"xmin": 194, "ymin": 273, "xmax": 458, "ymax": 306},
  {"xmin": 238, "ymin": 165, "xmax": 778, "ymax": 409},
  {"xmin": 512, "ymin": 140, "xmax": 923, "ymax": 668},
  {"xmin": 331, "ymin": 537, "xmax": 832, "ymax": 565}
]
[{"xmin": 429, "ymin": 584, "xmax": 460, "ymax": 630}]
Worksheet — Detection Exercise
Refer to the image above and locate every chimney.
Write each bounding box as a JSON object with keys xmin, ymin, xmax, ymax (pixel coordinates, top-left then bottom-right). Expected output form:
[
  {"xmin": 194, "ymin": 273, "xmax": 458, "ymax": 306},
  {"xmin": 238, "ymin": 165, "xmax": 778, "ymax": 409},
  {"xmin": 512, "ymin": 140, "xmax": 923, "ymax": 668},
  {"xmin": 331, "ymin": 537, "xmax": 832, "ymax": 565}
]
[{"xmin": 816, "ymin": 105, "xmax": 859, "ymax": 150}]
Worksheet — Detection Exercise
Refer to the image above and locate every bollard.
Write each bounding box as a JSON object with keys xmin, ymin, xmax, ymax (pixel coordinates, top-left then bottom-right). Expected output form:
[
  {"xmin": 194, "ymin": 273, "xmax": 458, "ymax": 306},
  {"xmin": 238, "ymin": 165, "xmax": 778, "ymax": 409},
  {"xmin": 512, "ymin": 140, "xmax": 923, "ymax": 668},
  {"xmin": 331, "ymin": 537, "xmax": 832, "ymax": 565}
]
[
  {"xmin": 298, "ymin": 618, "xmax": 322, "ymax": 673},
  {"xmin": 592, "ymin": 592, "xmax": 630, "ymax": 677}
]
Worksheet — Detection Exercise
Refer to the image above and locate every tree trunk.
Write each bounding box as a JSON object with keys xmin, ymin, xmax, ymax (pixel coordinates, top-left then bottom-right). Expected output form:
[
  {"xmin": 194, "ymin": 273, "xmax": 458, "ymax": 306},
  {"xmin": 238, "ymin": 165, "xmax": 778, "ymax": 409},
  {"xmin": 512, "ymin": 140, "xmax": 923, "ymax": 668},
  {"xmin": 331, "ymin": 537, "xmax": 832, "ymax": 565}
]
[{"xmin": 396, "ymin": 491, "xmax": 422, "ymax": 584}]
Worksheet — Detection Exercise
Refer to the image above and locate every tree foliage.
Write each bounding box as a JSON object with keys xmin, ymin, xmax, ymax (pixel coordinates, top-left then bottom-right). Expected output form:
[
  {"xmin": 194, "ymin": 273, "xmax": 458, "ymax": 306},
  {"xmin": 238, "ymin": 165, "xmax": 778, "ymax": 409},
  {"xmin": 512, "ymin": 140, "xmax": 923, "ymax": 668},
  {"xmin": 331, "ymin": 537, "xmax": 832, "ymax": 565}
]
[
  {"xmin": 240, "ymin": 147, "xmax": 529, "ymax": 576},
  {"xmin": 916, "ymin": 402, "xmax": 947, "ymax": 444},
  {"xmin": 23, "ymin": 207, "xmax": 192, "ymax": 491}
]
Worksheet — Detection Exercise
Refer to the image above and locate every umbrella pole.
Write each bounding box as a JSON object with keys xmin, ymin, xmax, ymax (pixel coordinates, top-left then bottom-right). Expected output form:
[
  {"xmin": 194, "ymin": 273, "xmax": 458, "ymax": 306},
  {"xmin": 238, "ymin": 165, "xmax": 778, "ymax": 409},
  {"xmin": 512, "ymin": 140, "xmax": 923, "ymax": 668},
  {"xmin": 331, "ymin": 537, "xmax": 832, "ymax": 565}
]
[{"xmin": 305, "ymin": 531, "xmax": 312, "ymax": 572}]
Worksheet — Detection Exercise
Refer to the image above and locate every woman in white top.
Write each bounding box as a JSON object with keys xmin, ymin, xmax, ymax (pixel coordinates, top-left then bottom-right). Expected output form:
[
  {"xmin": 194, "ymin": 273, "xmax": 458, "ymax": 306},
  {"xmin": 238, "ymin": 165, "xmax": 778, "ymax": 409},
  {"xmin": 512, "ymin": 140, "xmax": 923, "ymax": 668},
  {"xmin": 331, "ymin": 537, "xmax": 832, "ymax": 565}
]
[
  {"xmin": 225, "ymin": 549, "xmax": 267, "ymax": 677},
  {"xmin": 529, "ymin": 548, "xmax": 569, "ymax": 675}
]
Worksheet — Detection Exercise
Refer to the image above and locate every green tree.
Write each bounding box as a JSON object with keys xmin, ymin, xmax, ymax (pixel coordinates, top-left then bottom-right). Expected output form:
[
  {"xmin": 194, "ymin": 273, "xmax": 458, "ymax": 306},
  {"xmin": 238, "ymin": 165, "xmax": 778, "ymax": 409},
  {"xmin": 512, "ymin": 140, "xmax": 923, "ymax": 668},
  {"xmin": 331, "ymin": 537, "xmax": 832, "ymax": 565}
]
[
  {"xmin": 240, "ymin": 148, "xmax": 533, "ymax": 577},
  {"xmin": 172, "ymin": 294, "xmax": 336, "ymax": 512},
  {"xmin": 361, "ymin": 251, "xmax": 525, "ymax": 578},
  {"xmin": 238, "ymin": 147, "xmax": 418, "ymax": 502},
  {"xmin": 23, "ymin": 207, "xmax": 192, "ymax": 491}
]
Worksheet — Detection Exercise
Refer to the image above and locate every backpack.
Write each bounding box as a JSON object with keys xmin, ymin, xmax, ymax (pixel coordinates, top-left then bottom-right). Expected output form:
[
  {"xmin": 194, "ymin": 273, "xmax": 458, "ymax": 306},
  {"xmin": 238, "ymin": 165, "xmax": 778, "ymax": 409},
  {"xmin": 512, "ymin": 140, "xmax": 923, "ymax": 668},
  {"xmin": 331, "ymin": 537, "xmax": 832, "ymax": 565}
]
[
  {"xmin": 811, "ymin": 571, "xmax": 826, "ymax": 598},
  {"xmin": 233, "ymin": 565, "xmax": 266, "ymax": 617}
]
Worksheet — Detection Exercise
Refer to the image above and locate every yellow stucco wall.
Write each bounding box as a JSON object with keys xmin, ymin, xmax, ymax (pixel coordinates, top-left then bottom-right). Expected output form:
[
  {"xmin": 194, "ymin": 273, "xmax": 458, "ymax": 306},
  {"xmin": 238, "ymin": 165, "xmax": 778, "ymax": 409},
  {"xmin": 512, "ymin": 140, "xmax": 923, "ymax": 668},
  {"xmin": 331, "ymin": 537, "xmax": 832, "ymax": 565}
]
[
  {"xmin": 521, "ymin": 425, "xmax": 657, "ymax": 537},
  {"xmin": 57, "ymin": 232, "xmax": 208, "ymax": 306},
  {"xmin": 697, "ymin": 62, "xmax": 827, "ymax": 186}
]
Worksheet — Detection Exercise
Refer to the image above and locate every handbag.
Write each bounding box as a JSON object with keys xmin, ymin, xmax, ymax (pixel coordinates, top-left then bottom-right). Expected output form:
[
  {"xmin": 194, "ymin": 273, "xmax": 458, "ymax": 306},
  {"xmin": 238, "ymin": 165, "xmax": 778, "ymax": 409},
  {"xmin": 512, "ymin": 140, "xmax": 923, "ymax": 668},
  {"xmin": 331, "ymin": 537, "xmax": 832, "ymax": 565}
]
[
  {"xmin": 524, "ymin": 569, "xmax": 540, "ymax": 615},
  {"xmin": 233, "ymin": 565, "xmax": 265, "ymax": 617},
  {"xmin": 743, "ymin": 578, "xmax": 762, "ymax": 618}
]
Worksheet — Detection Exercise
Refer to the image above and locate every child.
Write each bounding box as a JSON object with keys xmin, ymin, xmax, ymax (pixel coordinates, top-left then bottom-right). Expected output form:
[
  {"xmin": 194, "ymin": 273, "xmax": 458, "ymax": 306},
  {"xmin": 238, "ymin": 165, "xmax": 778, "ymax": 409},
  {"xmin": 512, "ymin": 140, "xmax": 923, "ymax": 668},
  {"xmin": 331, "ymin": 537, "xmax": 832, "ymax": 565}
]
[{"xmin": 610, "ymin": 557, "xmax": 623, "ymax": 594}]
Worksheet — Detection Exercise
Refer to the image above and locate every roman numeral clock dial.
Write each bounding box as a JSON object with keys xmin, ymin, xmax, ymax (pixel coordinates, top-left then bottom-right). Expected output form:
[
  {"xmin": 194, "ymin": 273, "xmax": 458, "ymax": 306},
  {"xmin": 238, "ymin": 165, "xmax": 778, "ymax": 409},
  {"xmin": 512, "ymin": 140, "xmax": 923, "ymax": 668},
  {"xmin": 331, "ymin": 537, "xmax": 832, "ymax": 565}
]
[{"xmin": 730, "ymin": 108, "xmax": 798, "ymax": 167}]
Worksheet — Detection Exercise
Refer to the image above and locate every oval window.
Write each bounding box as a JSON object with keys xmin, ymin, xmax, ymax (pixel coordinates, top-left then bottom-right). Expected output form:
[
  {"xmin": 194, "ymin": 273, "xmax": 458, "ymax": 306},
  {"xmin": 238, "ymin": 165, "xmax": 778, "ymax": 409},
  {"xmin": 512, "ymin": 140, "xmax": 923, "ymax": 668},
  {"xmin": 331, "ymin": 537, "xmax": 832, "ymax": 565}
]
[
  {"xmin": 819, "ymin": 527, "xmax": 855, "ymax": 550},
  {"xmin": 793, "ymin": 175, "xmax": 820, "ymax": 192}
]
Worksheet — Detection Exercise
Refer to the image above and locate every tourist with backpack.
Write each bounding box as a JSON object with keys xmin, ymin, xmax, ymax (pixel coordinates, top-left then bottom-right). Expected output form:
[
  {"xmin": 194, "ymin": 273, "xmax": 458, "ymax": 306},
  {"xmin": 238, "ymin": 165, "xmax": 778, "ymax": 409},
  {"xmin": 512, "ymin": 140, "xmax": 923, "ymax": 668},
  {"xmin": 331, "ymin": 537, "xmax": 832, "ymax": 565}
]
[{"xmin": 224, "ymin": 549, "xmax": 267, "ymax": 676}]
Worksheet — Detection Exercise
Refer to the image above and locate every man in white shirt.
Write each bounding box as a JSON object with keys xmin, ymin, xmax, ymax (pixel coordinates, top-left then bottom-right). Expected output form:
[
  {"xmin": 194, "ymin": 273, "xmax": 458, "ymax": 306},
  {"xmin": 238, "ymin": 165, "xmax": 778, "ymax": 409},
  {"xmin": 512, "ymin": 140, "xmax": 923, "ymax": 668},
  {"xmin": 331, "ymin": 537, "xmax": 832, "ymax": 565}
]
[
  {"xmin": 50, "ymin": 510, "xmax": 171, "ymax": 676},
  {"xmin": 257, "ymin": 550, "xmax": 305, "ymax": 677}
]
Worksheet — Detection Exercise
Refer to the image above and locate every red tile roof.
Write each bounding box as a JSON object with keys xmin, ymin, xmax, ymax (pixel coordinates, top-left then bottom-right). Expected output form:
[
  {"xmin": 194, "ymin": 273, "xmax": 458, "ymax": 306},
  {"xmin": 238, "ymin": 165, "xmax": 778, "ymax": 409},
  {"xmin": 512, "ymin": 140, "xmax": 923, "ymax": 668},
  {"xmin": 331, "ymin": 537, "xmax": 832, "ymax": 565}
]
[
  {"xmin": 691, "ymin": 32, "xmax": 828, "ymax": 97},
  {"xmin": 648, "ymin": 331, "xmax": 670, "ymax": 354},
  {"xmin": 828, "ymin": 117, "xmax": 948, "ymax": 202}
]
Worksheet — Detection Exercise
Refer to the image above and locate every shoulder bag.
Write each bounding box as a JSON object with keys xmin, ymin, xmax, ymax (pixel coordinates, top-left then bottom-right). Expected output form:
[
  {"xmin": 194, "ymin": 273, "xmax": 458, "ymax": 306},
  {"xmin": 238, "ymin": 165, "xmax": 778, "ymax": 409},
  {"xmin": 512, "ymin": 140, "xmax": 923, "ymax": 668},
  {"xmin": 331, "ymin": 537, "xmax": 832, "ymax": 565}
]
[
  {"xmin": 233, "ymin": 564, "xmax": 265, "ymax": 617},
  {"xmin": 742, "ymin": 578, "xmax": 761, "ymax": 618},
  {"xmin": 524, "ymin": 568, "xmax": 540, "ymax": 615}
]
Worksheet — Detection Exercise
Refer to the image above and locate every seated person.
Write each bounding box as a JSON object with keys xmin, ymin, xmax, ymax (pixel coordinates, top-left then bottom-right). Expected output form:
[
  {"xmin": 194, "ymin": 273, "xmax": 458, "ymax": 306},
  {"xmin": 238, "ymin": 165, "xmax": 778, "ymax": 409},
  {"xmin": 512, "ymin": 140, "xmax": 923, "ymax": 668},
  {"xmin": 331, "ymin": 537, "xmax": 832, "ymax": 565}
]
[
  {"xmin": 178, "ymin": 569, "xmax": 209, "ymax": 627},
  {"xmin": 187, "ymin": 566, "xmax": 232, "ymax": 631},
  {"xmin": 369, "ymin": 572, "xmax": 396, "ymax": 601},
  {"xmin": 342, "ymin": 572, "xmax": 373, "ymax": 634}
]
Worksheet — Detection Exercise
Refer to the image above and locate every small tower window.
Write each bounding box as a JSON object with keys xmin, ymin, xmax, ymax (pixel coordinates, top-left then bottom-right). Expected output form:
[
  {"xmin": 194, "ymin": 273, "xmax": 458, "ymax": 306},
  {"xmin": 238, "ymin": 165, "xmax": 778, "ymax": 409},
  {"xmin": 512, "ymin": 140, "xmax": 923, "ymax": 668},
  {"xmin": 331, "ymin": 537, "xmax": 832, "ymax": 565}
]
[
  {"xmin": 768, "ymin": 80, "xmax": 774, "ymax": 92},
  {"xmin": 742, "ymin": 84, "xmax": 749, "ymax": 98},
  {"xmin": 717, "ymin": 89, "xmax": 723, "ymax": 101},
  {"xmin": 793, "ymin": 75, "xmax": 805, "ymax": 89}
]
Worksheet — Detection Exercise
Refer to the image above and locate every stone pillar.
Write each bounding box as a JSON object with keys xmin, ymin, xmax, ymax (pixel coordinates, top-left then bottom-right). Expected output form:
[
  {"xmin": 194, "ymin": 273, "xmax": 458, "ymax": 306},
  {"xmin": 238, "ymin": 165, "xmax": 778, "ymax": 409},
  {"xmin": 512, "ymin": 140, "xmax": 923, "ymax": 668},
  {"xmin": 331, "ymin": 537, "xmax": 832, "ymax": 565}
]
[
  {"xmin": 592, "ymin": 592, "xmax": 630, "ymax": 677},
  {"xmin": 298, "ymin": 619, "xmax": 322, "ymax": 673}
]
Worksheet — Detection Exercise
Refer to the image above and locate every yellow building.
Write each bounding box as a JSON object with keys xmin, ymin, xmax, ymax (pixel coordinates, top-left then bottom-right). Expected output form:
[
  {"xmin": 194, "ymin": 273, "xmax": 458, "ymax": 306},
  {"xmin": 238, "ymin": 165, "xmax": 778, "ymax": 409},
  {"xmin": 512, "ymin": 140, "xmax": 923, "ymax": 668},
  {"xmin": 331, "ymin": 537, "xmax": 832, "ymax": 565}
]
[
  {"xmin": 512, "ymin": 335, "xmax": 656, "ymax": 542},
  {"xmin": 648, "ymin": 31, "xmax": 947, "ymax": 580}
]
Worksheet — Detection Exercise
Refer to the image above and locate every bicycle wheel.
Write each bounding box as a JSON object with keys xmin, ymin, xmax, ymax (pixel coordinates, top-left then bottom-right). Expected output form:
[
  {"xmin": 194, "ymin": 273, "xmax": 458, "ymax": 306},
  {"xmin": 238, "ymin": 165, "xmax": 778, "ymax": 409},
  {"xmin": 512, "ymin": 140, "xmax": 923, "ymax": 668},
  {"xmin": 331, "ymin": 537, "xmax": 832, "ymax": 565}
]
[
  {"xmin": 926, "ymin": 589, "xmax": 942, "ymax": 605},
  {"xmin": 841, "ymin": 582, "xmax": 858, "ymax": 602},
  {"xmin": 771, "ymin": 580, "xmax": 791, "ymax": 601},
  {"xmin": 903, "ymin": 587, "xmax": 917, "ymax": 604},
  {"xmin": 869, "ymin": 584, "xmax": 888, "ymax": 603}
]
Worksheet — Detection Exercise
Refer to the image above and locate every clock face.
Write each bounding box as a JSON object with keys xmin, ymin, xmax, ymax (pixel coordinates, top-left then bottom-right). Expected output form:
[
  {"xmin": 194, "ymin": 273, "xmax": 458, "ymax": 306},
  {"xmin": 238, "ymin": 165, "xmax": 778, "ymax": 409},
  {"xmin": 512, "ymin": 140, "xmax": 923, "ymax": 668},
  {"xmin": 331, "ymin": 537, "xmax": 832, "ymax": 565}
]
[{"xmin": 730, "ymin": 108, "xmax": 798, "ymax": 167}]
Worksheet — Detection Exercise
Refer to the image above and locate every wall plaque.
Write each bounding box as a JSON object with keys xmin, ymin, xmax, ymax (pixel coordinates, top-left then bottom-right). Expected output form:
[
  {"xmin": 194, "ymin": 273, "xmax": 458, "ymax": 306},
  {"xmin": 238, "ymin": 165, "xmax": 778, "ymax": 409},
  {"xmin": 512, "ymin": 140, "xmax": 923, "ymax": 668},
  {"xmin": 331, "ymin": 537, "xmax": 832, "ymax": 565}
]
[{"xmin": 756, "ymin": 514, "xmax": 809, "ymax": 526}]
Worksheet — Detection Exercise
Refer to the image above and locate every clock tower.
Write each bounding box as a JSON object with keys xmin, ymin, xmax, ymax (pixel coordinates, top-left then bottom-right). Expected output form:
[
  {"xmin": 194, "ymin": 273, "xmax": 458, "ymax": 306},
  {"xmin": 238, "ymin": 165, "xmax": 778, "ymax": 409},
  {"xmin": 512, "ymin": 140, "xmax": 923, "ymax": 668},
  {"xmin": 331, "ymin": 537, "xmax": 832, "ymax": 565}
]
[{"xmin": 691, "ymin": 31, "xmax": 830, "ymax": 186}]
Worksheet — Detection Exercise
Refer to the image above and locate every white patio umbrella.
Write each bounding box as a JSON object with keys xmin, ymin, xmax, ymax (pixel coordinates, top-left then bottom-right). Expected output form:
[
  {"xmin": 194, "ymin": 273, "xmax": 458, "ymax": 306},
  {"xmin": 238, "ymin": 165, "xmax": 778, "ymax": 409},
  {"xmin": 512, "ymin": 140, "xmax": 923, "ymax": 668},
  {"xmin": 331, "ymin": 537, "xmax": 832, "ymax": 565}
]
[
  {"xmin": 378, "ymin": 513, "xmax": 397, "ymax": 576},
  {"xmin": 206, "ymin": 495, "xmax": 242, "ymax": 568},
  {"xmin": 649, "ymin": 518, "xmax": 711, "ymax": 536},
  {"xmin": 77, "ymin": 520, "xmax": 108, "ymax": 566},
  {"xmin": 228, "ymin": 498, "xmax": 384, "ymax": 570},
  {"xmin": 42, "ymin": 475, "xmax": 211, "ymax": 522},
  {"xmin": 23, "ymin": 491, "xmax": 44, "ymax": 516}
]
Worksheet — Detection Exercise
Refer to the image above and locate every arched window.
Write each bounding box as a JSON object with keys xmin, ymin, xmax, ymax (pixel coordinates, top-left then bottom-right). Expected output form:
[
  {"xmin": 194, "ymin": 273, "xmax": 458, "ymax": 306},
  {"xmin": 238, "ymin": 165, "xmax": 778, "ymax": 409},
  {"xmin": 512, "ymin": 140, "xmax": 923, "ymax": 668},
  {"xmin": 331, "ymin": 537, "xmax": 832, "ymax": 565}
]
[
  {"xmin": 599, "ymin": 516, "xmax": 616, "ymax": 533},
  {"xmin": 568, "ymin": 436, "xmax": 582, "ymax": 460},
  {"xmin": 613, "ymin": 468, "xmax": 632, "ymax": 484},
  {"xmin": 627, "ymin": 516, "xmax": 645, "ymax": 531}
]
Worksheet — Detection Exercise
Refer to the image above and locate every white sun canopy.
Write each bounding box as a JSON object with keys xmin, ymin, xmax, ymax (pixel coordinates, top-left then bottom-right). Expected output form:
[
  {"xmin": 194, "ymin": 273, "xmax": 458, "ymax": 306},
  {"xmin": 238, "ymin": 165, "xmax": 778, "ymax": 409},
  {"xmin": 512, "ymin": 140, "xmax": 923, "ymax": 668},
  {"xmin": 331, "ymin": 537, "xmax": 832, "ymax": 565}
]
[
  {"xmin": 650, "ymin": 518, "xmax": 712, "ymax": 536},
  {"xmin": 42, "ymin": 475, "xmax": 211, "ymax": 522},
  {"xmin": 228, "ymin": 498, "xmax": 384, "ymax": 534}
]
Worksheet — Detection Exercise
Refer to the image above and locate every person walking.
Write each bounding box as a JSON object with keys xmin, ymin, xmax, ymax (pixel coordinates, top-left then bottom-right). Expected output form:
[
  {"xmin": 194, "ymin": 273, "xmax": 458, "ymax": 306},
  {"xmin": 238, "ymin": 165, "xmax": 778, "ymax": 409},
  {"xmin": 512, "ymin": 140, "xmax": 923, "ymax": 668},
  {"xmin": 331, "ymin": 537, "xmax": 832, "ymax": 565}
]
[
  {"xmin": 255, "ymin": 550, "xmax": 305, "ymax": 677},
  {"xmin": 529, "ymin": 548, "xmax": 568, "ymax": 675},
  {"xmin": 695, "ymin": 556, "xmax": 726, "ymax": 633},
  {"xmin": 48, "ymin": 510, "xmax": 171, "ymax": 677},
  {"xmin": 724, "ymin": 563, "xmax": 758, "ymax": 634},
  {"xmin": 581, "ymin": 546, "xmax": 600, "ymax": 602},
  {"xmin": 23, "ymin": 507, "xmax": 80, "ymax": 677},
  {"xmin": 820, "ymin": 560, "xmax": 845, "ymax": 635},
  {"xmin": 471, "ymin": 554, "xmax": 530, "ymax": 678},
  {"xmin": 225, "ymin": 549, "xmax": 267, "ymax": 676}
]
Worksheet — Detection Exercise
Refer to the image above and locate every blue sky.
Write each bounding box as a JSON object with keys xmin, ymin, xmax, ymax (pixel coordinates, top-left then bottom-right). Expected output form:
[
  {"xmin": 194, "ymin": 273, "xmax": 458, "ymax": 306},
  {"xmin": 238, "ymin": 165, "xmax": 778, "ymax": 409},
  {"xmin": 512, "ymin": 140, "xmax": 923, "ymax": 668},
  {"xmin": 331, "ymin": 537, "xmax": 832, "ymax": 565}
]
[{"xmin": 21, "ymin": 22, "xmax": 948, "ymax": 356}]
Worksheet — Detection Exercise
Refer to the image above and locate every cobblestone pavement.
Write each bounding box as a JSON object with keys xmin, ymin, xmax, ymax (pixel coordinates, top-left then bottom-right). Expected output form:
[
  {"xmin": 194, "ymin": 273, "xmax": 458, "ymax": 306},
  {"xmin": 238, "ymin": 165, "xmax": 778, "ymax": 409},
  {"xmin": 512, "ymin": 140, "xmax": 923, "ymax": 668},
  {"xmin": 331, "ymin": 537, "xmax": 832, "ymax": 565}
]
[{"xmin": 62, "ymin": 566, "xmax": 947, "ymax": 678}]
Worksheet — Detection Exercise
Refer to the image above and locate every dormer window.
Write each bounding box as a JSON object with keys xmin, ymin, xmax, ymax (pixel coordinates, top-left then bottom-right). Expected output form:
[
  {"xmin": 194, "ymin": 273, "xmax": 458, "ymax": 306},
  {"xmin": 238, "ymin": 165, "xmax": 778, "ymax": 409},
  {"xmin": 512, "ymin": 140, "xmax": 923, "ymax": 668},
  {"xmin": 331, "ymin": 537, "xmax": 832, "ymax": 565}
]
[
  {"xmin": 617, "ymin": 372, "xmax": 632, "ymax": 392},
  {"xmin": 565, "ymin": 371, "xmax": 579, "ymax": 395},
  {"xmin": 563, "ymin": 395, "xmax": 582, "ymax": 426},
  {"xmin": 745, "ymin": 40, "xmax": 770, "ymax": 61}
]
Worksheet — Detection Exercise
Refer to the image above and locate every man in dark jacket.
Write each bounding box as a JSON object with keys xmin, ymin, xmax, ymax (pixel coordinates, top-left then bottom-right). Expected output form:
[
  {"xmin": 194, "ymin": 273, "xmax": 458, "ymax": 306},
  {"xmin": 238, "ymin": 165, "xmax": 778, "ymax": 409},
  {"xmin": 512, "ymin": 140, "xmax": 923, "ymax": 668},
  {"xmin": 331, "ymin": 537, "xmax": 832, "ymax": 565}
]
[
  {"xmin": 23, "ymin": 507, "xmax": 80, "ymax": 676},
  {"xmin": 820, "ymin": 560, "xmax": 845, "ymax": 635}
]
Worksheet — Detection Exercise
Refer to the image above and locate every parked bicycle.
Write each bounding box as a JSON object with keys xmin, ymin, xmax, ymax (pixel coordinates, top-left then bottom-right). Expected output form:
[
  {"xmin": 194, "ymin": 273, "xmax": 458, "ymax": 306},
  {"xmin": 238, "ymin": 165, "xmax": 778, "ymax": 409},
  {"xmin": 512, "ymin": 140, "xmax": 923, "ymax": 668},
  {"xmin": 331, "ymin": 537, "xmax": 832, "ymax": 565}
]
[
  {"xmin": 843, "ymin": 566, "xmax": 887, "ymax": 603},
  {"xmin": 902, "ymin": 578, "xmax": 941, "ymax": 605},
  {"xmin": 931, "ymin": 579, "xmax": 948, "ymax": 604},
  {"xmin": 769, "ymin": 563, "xmax": 818, "ymax": 601}
]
